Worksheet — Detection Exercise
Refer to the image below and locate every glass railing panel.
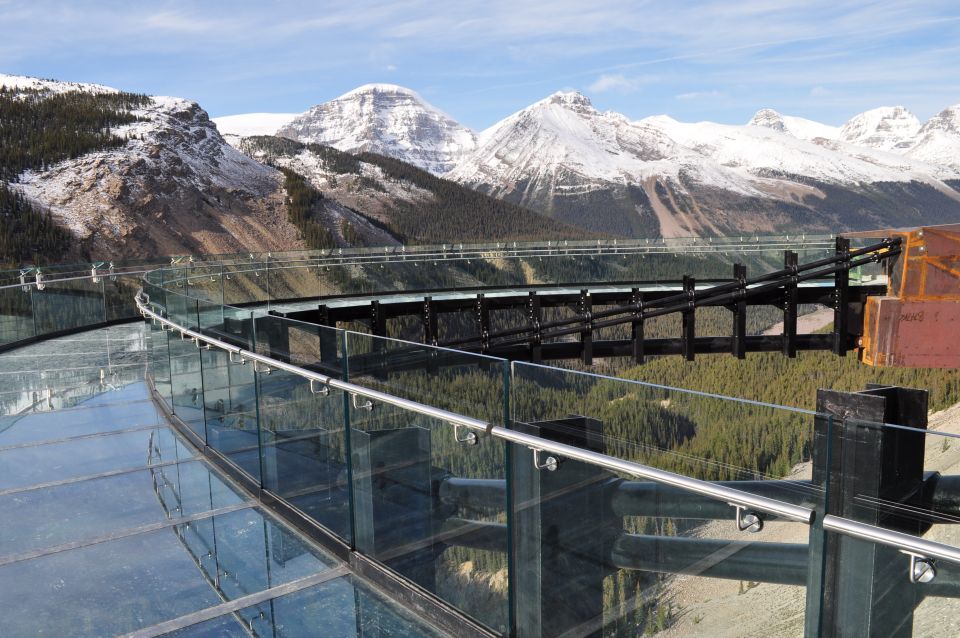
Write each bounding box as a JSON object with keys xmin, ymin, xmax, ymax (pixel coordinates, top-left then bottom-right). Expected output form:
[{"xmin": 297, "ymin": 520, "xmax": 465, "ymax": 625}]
[
  {"xmin": 510, "ymin": 446, "xmax": 818, "ymax": 637},
  {"xmin": 181, "ymin": 265, "xmax": 224, "ymax": 305},
  {"xmin": 103, "ymin": 273, "xmax": 143, "ymax": 322},
  {"xmin": 196, "ymin": 300, "xmax": 260, "ymax": 480},
  {"xmin": 147, "ymin": 309, "xmax": 174, "ymax": 409},
  {"xmin": 161, "ymin": 573, "xmax": 447, "ymax": 637},
  {"xmin": 266, "ymin": 259, "xmax": 319, "ymax": 304},
  {"xmin": 0, "ymin": 284, "xmax": 35, "ymax": 346},
  {"xmin": 345, "ymin": 331, "xmax": 508, "ymax": 425},
  {"xmin": 32, "ymin": 276, "xmax": 106, "ymax": 335},
  {"xmin": 511, "ymin": 362, "xmax": 823, "ymax": 484},
  {"xmin": 167, "ymin": 296, "xmax": 206, "ymax": 441},
  {"xmin": 253, "ymin": 315, "xmax": 351, "ymax": 540},
  {"xmin": 222, "ymin": 262, "xmax": 270, "ymax": 306},
  {"xmin": 344, "ymin": 332, "xmax": 510, "ymax": 633},
  {"xmin": 509, "ymin": 362, "xmax": 828, "ymax": 637},
  {"xmin": 348, "ymin": 405, "xmax": 510, "ymax": 634}
]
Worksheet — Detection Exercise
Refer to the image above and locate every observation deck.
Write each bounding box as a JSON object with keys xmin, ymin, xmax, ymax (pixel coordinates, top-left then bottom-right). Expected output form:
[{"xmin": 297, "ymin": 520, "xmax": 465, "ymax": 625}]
[{"xmin": 2, "ymin": 233, "xmax": 959, "ymax": 637}]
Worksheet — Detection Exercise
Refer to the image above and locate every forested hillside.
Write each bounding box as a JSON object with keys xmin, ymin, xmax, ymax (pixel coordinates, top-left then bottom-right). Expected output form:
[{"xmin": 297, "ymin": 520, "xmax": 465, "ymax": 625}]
[{"xmin": 0, "ymin": 87, "xmax": 151, "ymax": 265}]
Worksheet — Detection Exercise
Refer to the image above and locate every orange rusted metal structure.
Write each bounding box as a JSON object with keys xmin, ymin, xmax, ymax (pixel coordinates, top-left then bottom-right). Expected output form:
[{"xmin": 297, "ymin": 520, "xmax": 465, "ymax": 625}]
[{"xmin": 856, "ymin": 223, "xmax": 960, "ymax": 368}]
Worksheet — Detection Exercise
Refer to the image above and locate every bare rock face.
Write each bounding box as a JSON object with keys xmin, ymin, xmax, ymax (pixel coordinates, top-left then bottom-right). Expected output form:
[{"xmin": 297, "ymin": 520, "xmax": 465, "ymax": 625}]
[
  {"xmin": 10, "ymin": 81, "xmax": 305, "ymax": 258},
  {"xmin": 277, "ymin": 84, "xmax": 477, "ymax": 175}
]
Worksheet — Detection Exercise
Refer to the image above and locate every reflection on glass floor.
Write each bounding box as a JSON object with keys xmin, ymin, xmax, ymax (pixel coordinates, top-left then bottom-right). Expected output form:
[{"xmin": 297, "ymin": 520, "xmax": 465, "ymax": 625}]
[{"xmin": 0, "ymin": 325, "xmax": 448, "ymax": 637}]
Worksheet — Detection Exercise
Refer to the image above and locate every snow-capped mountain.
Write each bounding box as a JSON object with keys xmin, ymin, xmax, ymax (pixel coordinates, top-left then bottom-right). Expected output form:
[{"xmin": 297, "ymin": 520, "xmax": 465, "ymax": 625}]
[
  {"xmin": 748, "ymin": 109, "xmax": 840, "ymax": 141},
  {"xmin": 449, "ymin": 92, "xmax": 960, "ymax": 236},
  {"xmin": 839, "ymin": 106, "xmax": 921, "ymax": 152},
  {"xmin": 2, "ymin": 75, "xmax": 303, "ymax": 257},
  {"xmin": 276, "ymin": 84, "xmax": 477, "ymax": 175},
  {"xmin": 906, "ymin": 105, "xmax": 960, "ymax": 173}
]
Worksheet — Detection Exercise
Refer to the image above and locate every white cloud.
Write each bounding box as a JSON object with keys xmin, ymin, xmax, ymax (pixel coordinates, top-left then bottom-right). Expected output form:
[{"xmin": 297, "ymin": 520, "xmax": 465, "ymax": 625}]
[
  {"xmin": 676, "ymin": 90, "xmax": 726, "ymax": 100},
  {"xmin": 588, "ymin": 73, "xmax": 638, "ymax": 93},
  {"xmin": 386, "ymin": 64, "xmax": 397, "ymax": 72},
  {"xmin": 810, "ymin": 86, "xmax": 831, "ymax": 97}
]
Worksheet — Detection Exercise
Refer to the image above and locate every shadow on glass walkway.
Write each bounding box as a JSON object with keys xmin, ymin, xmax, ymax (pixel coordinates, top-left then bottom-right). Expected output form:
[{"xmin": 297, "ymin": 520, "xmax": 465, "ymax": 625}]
[{"xmin": 0, "ymin": 324, "xmax": 447, "ymax": 637}]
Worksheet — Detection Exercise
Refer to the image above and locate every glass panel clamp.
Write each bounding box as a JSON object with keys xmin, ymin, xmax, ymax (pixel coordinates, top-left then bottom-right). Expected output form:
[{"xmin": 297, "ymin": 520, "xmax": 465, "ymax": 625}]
[
  {"xmin": 901, "ymin": 550, "xmax": 937, "ymax": 584},
  {"xmin": 733, "ymin": 505, "xmax": 764, "ymax": 533}
]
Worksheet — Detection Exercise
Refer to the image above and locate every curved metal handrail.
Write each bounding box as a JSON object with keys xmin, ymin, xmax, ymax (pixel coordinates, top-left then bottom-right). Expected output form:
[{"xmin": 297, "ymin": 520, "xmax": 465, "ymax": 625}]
[{"xmin": 135, "ymin": 290, "xmax": 814, "ymax": 526}]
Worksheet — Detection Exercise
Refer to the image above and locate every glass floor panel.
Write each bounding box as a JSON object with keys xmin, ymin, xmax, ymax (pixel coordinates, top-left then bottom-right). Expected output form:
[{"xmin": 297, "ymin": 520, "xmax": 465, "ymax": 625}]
[
  {"xmin": 163, "ymin": 573, "xmax": 446, "ymax": 638},
  {"xmin": 0, "ymin": 324, "xmax": 450, "ymax": 638},
  {"xmin": 0, "ymin": 506, "xmax": 339, "ymax": 637},
  {"xmin": 0, "ymin": 424, "xmax": 194, "ymax": 491},
  {"xmin": 0, "ymin": 459, "xmax": 246, "ymax": 557},
  {"xmin": 0, "ymin": 393, "xmax": 162, "ymax": 446}
]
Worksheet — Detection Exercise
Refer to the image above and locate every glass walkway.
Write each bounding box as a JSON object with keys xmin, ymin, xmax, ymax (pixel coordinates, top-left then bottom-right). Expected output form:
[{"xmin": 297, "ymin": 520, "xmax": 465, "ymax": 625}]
[{"xmin": 0, "ymin": 325, "xmax": 447, "ymax": 637}]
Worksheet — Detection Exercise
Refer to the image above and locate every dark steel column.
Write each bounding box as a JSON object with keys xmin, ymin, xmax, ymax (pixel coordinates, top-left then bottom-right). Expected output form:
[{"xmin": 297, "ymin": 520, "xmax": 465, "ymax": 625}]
[{"xmin": 810, "ymin": 384, "xmax": 929, "ymax": 637}]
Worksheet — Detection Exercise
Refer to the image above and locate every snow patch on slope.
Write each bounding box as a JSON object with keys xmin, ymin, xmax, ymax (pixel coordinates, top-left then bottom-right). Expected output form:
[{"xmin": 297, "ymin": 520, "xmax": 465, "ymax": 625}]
[{"xmin": 212, "ymin": 112, "xmax": 298, "ymax": 146}]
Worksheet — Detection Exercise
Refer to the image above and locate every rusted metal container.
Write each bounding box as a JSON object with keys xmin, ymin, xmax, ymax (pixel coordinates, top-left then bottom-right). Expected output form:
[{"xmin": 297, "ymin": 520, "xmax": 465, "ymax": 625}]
[{"xmin": 857, "ymin": 224, "xmax": 960, "ymax": 368}]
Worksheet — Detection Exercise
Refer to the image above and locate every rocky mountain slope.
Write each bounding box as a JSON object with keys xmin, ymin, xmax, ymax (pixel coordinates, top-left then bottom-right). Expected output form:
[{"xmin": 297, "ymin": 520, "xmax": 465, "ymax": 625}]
[
  {"xmin": 239, "ymin": 135, "xmax": 587, "ymax": 243},
  {"xmin": 275, "ymin": 84, "xmax": 477, "ymax": 175},
  {"xmin": 1, "ymin": 74, "xmax": 305, "ymax": 259}
]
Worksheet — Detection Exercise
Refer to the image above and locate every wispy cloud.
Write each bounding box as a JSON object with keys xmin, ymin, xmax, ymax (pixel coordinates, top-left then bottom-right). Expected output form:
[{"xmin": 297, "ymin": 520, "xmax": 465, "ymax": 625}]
[
  {"xmin": 588, "ymin": 73, "xmax": 653, "ymax": 93},
  {"xmin": 143, "ymin": 11, "xmax": 222, "ymax": 34},
  {"xmin": 676, "ymin": 90, "xmax": 726, "ymax": 100}
]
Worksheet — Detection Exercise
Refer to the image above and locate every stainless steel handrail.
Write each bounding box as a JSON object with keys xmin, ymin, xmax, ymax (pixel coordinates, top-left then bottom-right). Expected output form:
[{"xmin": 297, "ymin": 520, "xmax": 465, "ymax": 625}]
[
  {"xmin": 0, "ymin": 267, "xmax": 160, "ymax": 291},
  {"xmin": 822, "ymin": 515, "xmax": 960, "ymax": 566},
  {"xmin": 4, "ymin": 243, "xmax": 835, "ymax": 292},
  {"xmin": 136, "ymin": 291, "xmax": 815, "ymax": 525}
]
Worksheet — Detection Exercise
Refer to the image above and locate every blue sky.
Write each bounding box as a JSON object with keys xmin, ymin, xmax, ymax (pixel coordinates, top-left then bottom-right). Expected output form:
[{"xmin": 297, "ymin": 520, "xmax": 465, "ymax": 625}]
[{"xmin": 2, "ymin": 0, "xmax": 959, "ymax": 130}]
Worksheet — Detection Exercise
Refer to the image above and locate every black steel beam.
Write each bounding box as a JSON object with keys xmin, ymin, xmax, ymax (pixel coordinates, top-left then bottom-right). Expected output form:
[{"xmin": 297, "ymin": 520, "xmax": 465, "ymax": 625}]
[
  {"xmin": 783, "ymin": 250, "xmax": 798, "ymax": 358},
  {"xmin": 630, "ymin": 287, "xmax": 644, "ymax": 364},
  {"xmin": 610, "ymin": 533, "xmax": 808, "ymax": 585},
  {"xmin": 290, "ymin": 283, "xmax": 881, "ymax": 325},
  {"xmin": 610, "ymin": 479, "xmax": 821, "ymax": 519},
  {"xmin": 732, "ymin": 263, "xmax": 747, "ymax": 360},
  {"xmin": 833, "ymin": 236, "xmax": 851, "ymax": 356}
]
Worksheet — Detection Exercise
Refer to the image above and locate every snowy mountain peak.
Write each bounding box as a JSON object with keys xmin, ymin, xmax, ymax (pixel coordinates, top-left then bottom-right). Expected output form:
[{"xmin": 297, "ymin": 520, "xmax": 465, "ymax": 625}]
[
  {"xmin": 841, "ymin": 106, "xmax": 921, "ymax": 151},
  {"xmin": 340, "ymin": 83, "xmax": 422, "ymax": 99},
  {"xmin": 546, "ymin": 90, "xmax": 594, "ymax": 109},
  {"xmin": 277, "ymin": 84, "xmax": 476, "ymax": 174},
  {"xmin": 747, "ymin": 108, "xmax": 840, "ymax": 141},
  {"xmin": 748, "ymin": 108, "xmax": 787, "ymax": 132},
  {"xmin": 920, "ymin": 104, "xmax": 960, "ymax": 136}
]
